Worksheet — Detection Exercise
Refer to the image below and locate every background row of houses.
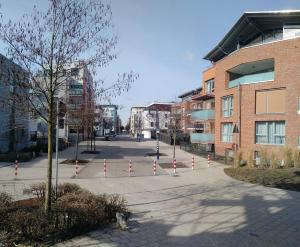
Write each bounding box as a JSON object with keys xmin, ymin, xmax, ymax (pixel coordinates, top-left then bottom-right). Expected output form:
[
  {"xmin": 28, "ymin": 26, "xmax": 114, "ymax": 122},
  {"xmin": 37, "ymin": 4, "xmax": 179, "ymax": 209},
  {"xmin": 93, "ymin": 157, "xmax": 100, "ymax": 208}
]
[{"xmin": 130, "ymin": 10, "xmax": 300, "ymax": 162}]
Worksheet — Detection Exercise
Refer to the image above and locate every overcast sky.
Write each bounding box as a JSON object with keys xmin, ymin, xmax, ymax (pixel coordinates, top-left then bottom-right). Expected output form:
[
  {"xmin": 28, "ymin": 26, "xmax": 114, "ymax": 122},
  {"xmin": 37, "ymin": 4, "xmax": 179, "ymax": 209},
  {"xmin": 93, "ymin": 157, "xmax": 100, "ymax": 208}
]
[{"xmin": 1, "ymin": 0, "xmax": 300, "ymax": 124}]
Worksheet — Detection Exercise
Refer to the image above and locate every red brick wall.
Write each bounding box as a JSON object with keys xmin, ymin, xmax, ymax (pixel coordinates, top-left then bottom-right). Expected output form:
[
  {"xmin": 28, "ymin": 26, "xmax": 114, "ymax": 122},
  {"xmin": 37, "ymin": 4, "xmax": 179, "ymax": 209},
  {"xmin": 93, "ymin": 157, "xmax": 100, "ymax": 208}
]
[{"xmin": 213, "ymin": 38, "xmax": 300, "ymax": 156}]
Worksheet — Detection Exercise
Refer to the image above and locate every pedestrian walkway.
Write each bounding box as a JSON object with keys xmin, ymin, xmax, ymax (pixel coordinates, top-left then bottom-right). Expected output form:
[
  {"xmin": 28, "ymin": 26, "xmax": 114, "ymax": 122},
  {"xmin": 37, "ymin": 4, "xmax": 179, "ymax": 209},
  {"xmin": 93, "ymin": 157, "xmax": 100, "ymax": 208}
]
[{"xmin": 53, "ymin": 136, "xmax": 300, "ymax": 247}]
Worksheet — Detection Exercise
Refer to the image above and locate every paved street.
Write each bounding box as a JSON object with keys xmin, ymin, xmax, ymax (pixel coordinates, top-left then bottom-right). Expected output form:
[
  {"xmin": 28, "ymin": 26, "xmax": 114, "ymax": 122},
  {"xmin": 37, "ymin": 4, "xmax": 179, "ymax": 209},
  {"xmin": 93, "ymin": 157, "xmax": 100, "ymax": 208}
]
[{"xmin": 1, "ymin": 136, "xmax": 300, "ymax": 246}]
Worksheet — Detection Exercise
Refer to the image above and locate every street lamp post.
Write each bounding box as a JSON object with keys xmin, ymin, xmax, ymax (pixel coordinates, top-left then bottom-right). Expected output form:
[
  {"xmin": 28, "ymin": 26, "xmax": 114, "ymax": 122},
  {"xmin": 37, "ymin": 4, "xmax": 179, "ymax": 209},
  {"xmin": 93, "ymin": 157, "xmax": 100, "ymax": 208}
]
[
  {"xmin": 156, "ymin": 109, "xmax": 160, "ymax": 161},
  {"xmin": 55, "ymin": 99, "xmax": 59, "ymax": 199}
]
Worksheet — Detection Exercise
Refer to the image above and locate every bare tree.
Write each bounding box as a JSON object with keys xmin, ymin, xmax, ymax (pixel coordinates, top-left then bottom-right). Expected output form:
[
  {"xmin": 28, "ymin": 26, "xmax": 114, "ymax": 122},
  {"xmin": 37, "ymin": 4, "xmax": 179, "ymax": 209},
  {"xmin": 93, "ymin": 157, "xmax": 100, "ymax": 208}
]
[
  {"xmin": 0, "ymin": 0, "xmax": 137, "ymax": 213},
  {"xmin": 169, "ymin": 106, "xmax": 182, "ymax": 160}
]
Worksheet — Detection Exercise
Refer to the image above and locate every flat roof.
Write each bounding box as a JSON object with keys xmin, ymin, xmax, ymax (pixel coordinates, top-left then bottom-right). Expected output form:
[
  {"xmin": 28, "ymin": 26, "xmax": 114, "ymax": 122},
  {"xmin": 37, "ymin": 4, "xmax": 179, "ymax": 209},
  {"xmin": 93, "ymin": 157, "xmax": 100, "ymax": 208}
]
[
  {"xmin": 178, "ymin": 87, "xmax": 202, "ymax": 98},
  {"xmin": 204, "ymin": 10, "xmax": 300, "ymax": 62}
]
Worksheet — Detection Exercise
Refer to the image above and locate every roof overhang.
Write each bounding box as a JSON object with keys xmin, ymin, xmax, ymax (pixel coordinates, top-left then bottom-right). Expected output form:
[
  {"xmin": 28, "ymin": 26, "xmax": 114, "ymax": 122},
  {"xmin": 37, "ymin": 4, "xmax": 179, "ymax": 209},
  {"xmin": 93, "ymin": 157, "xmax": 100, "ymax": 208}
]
[
  {"xmin": 192, "ymin": 94, "xmax": 215, "ymax": 101},
  {"xmin": 204, "ymin": 10, "xmax": 300, "ymax": 62}
]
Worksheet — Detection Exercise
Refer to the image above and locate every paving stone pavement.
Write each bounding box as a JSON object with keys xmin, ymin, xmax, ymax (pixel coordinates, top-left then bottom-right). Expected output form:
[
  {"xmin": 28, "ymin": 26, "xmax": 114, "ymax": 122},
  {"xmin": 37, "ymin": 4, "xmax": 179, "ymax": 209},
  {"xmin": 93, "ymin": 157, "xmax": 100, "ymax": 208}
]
[{"xmin": 1, "ymin": 136, "xmax": 300, "ymax": 246}]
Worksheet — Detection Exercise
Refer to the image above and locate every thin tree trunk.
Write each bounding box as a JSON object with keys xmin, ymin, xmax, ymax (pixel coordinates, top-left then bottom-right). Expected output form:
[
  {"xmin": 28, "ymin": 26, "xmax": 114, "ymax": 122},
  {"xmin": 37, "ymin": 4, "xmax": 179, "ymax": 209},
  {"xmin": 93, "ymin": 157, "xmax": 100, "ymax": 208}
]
[
  {"xmin": 75, "ymin": 127, "xmax": 79, "ymax": 161},
  {"xmin": 45, "ymin": 114, "xmax": 53, "ymax": 213},
  {"xmin": 90, "ymin": 129, "xmax": 93, "ymax": 152},
  {"xmin": 173, "ymin": 132, "xmax": 176, "ymax": 160},
  {"xmin": 93, "ymin": 132, "xmax": 96, "ymax": 152}
]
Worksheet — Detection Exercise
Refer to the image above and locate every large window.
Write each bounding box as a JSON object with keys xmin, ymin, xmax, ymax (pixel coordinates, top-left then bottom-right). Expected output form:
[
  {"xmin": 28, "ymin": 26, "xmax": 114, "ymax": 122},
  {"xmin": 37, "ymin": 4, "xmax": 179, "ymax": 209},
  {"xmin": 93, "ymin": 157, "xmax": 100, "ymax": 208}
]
[
  {"xmin": 222, "ymin": 95, "xmax": 233, "ymax": 117},
  {"xmin": 221, "ymin": 123, "xmax": 233, "ymax": 142},
  {"xmin": 256, "ymin": 121, "xmax": 285, "ymax": 145},
  {"xmin": 205, "ymin": 79, "xmax": 214, "ymax": 94},
  {"xmin": 256, "ymin": 89, "xmax": 286, "ymax": 114}
]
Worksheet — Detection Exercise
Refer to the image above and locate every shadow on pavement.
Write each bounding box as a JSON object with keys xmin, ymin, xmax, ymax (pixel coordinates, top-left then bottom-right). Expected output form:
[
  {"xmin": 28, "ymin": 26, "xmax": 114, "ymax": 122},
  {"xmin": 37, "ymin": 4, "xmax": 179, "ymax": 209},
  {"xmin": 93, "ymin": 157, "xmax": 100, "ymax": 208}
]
[{"xmin": 56, "ymin": 183, "xmax": 300, "ymax": 247}]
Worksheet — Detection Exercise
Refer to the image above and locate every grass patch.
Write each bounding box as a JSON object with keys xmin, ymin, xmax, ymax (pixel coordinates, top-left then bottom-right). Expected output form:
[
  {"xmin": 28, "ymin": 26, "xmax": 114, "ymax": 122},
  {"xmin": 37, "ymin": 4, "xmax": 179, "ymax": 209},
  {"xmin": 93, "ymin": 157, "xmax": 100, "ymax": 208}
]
[{"xmin": 224, "ymin": 167, "xmax": 300, "ymax": 192}]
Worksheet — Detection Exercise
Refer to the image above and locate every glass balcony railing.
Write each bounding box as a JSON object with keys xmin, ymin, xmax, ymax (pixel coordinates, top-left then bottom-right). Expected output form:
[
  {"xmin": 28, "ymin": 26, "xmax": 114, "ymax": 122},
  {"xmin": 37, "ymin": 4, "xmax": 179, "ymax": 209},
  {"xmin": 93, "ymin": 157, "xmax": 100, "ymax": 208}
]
[
  {"xmin": 69, "ymin": 89, "xmax": 83, "ymax": 96},
  {"xmin": 191, "ymin": 109, "xmax": 215, "ymax": 121},
  {"xmin": 191, "ymin": 133, "xmax": 214, "ymax": 143},
  {"xmin": 228, "ymin": 71, "xmax": 274, "ymax": 88}
]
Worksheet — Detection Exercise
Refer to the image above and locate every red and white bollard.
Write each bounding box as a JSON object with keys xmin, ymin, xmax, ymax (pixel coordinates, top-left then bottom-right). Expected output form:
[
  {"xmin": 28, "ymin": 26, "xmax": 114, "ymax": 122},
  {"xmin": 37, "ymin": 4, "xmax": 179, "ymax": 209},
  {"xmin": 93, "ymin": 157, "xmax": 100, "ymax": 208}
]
[
  {"xmin": 75, "ymin": 160, "xmax": 79, "ymax": 176},
  {"xmin": 173, "ymin": 159, "xmax": 176, "ymax": 174},
  {"xmin": 192, "ymin": 156, "xmax": 195, "ymax": 170},
  {"xmin": 104, "ymin": 159, "xmax": 107, "ymax": 177},
  {"xmin": 14, "ymin": 160, "xmax": 18, "ymax": 177},
  {"xmin": 207, "ymin": 154, "xmax": 211, "ymax": 167},
  {"xmin": 129, "ymin": 160, "xmax": 132, "ymax": 176},
  {"xmin": 153, "ymin": 160, "xmax": 157, "ymax": 176}
]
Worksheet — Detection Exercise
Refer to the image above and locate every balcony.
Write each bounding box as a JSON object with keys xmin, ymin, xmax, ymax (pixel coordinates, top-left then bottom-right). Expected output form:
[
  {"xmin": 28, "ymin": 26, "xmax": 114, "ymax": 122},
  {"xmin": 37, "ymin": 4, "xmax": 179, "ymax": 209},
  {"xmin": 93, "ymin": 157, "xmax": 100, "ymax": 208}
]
[
  {"xmin": 191, "ymin": 133, "xmax": 214, "ymax": 143},
  {"xmin": 69, "ymin": 89, "xmax": 83, "ymax": 96},
  {"xmin": 191, "ymin": 109, "xmax": 215, "ymax": 121},
  {"xmin": 228, "ymin": 71, "xmax": 274, "ymax": 88}
]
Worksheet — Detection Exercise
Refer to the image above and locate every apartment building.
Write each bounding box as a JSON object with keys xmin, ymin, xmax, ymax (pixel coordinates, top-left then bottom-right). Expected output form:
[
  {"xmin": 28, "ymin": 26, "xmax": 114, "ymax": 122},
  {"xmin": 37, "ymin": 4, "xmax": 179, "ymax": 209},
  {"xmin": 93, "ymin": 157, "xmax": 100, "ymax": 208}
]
[
  {"xmin": 197, "ymin": 10, "xmax": 300, "ymax": 158},
  {"xmin": 178, "ymin": 87, "xmax": 204, "ymax": 134},
  {"xmin": 130, "ymin": 106, "xmax": 145, "ymax": 137},
  {"xmin": 0, "ymin": 54, "xmax": 29, "ymax": 152},
  {"xmin": 142, "ymin": 102, "xmax": 172, "ymax": 139},
  {"xmin": 94, "ymin": 105, "xmax": 118, "ymax": 136},
  {"xmin": 56, "ymin": 62, "xmax": 94, "ymax": 144}
]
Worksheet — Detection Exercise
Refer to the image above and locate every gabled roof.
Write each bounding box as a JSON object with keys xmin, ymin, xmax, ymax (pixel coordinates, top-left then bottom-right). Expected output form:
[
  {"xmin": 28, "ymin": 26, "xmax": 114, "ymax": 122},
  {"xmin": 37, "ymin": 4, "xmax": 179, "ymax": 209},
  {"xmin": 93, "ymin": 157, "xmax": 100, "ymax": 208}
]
[{"xmin": 204, "ymin": 10, "xmax": 300, "ymax": 62}]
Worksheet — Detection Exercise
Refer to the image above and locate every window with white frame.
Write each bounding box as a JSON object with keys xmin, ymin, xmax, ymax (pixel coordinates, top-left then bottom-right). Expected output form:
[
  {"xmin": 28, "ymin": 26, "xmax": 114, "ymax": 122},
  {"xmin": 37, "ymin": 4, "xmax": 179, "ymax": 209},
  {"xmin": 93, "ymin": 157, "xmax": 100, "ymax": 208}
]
[
  {"xmin": 222, "ymin": 95, "xmax": 233, "ymax": 117},
  {"xmin": 221, "ymin": 123, "xmax": 233, "ymax": 142},
  {"xmin": 205, "ymin": 79, "xmax": 214, "ymax": 94},
  {"xmin": 255, "ymin": 121, "xmax": 285, "ymax": 145}
]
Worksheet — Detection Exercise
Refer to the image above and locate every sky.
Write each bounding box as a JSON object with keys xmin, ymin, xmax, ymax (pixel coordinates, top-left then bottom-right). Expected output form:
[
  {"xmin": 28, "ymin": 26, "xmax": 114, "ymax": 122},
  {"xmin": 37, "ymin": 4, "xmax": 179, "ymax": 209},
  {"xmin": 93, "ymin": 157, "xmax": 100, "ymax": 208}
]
[{"xmin": 1, "ymin": 0, "xmax": 300, "ymax": 124}]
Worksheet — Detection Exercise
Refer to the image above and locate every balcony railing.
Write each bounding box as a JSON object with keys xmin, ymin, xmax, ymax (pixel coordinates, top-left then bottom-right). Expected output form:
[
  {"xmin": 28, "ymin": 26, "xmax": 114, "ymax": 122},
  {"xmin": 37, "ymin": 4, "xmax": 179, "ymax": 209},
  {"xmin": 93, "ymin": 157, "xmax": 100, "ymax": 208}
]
[
  {"xmin": 191, "ymin": 133, "xmax": 214, "ymax": 143},
  {"xmin": 191, "ymin": 109, "xmax": 215, "ymax": 121},
  {"xmin": 228, "ymin": 71, "xmax": 274, "ymax": 88},
  {"xmin": 69, "ymin": 89, "xmax": 83, "ymax": 96}
]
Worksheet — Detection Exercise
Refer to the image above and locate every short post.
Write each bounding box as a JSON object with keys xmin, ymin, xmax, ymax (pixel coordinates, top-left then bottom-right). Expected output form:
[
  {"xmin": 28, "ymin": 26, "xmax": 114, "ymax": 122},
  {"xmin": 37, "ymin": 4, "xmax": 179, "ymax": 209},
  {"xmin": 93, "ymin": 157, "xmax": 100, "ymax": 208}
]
[
  {"xmin": 104, "ymin": 159, "xmax": 107, "ymax": 177},
  {"xmin": 153, "ymin": 159, "xmax": 157, "ymax": 176},
  {"xmin": 14, "ymin": 160, "xmax": 18, "ymax": 177},
  {"xmin": 207, "ymin": 154, "xmax": 211, "ymax": 167},
  {"xmin": 192, "ymin": 156, "xmax": 195, "ymax": 170},
  {"xmin": 75, "ymin": 160, "xmax": 79, "ymax": 177},
  {"xmin": 173, "ymin": 159, "xmax": 176, "ymax": 174},
  {"xmin": 129, "ymin": 160, "xmax": 132, "ymax": 176}
]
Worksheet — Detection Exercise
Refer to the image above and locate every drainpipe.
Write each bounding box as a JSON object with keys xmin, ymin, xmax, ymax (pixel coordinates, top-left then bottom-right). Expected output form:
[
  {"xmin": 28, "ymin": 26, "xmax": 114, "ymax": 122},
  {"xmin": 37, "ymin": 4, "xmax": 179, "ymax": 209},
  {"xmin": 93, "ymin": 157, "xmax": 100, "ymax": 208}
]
[{"xmin": 238, "ymin": 84, "xmax": 241, "ymax": 149}]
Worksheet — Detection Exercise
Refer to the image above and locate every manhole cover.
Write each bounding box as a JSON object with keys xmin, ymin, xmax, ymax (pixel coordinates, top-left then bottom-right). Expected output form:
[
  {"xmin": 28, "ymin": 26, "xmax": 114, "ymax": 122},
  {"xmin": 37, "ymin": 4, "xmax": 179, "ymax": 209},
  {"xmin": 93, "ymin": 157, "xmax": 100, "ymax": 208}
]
[
  {"xmin": 60, "ymin": 159, "xmax": 89, "ymax": 165},
  {"xmin": 145, "ymin": 153, "xmax": 168, "ymax": 157},
  {"xmin": 159, "ymin": 162, "xmax": 187, "ymax": 168}
]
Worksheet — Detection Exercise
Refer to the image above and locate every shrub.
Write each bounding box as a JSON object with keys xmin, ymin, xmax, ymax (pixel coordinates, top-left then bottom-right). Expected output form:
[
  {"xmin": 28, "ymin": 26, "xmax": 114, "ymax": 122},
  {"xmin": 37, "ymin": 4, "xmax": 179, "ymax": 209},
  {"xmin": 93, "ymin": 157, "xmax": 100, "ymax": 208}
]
[
  {"xmin": 0, "ymin": 192, "xmax": 12, "ymax": 208},
  {"xmin": 1, "ymin": 183, "xmax": 128, "ymax": 245},
  {"xmin": 56, "ymin": 183, "xmax": 86, "ymax": 197},
  {"xmin": 282, "ymin": 146, "xmax": 294, "ymax": 168},
  {"xmin": 0, "ymin": 152, "xmax": 32, "ymax": 162},
  {"xmin": 246, "ymin": 149, "xmax": 254, "ymax": 168},
  {"xmin": 234, "ymin": 150, "xmax": 243, "ymax": 168},
  {"xmin": 293, "ymin": 149, "xmax": 300, "ymax": 168},
  {"xmin": 270, "ymin": 152, "xmax": 279, "ymax": 169},
  {"xmin": 23, "ymin": 182, "xmax": 48, "ymax": 201},
  {"xmin": 260, "ymin": 148, "xmax": 269, "ymax": 168}
]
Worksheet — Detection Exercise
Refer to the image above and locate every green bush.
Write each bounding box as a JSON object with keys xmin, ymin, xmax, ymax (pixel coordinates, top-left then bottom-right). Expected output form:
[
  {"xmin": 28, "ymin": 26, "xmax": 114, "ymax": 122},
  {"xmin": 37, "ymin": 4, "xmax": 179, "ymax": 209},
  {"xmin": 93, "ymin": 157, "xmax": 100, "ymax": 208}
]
[
  {"xmin": 293, "ymin": 149, "xmax": 300, "ymax": 168},
  {"xmin": 282, "ymin": 147, "xmax": 294, "ymax": 168}
]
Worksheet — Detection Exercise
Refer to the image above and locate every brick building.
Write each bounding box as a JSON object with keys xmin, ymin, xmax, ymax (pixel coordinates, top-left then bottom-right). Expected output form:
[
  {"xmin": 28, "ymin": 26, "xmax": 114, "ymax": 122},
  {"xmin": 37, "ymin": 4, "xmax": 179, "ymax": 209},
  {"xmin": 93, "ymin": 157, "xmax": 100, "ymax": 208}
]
[
  {"xmin": 177, "ymin": 87, "xmax": 203, "ymax": 134},
  {"xmin": 198, "ymin": 10, "xmax": 300, "ymax": 159}
]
